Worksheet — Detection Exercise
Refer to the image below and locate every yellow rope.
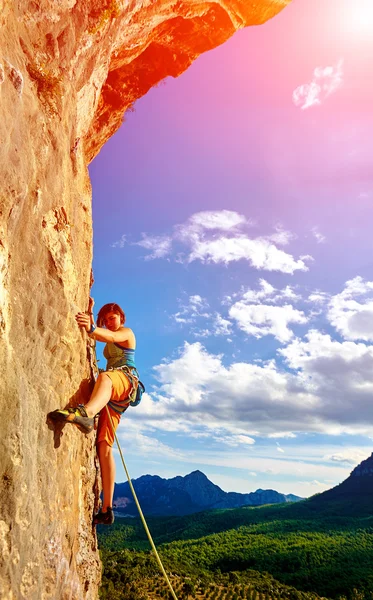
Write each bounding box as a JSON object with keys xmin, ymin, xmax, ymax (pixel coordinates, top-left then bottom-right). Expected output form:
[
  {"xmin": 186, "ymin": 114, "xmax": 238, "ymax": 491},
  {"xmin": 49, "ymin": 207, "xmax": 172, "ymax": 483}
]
[
  {"xmin": 89, "ymin": 341, "xmax": 177, "ymax": 598},
  {"xmin": 104, "ymin": 405, "xmax": 178, "ymax": 600}
]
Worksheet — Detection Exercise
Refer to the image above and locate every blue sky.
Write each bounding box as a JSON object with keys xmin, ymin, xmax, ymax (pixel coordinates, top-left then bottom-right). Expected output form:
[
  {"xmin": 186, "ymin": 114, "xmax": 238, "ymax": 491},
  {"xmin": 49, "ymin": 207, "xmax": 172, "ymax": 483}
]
[{"xmin": 89, "ymin": 0, "xmax": 373, "ymax": 497}]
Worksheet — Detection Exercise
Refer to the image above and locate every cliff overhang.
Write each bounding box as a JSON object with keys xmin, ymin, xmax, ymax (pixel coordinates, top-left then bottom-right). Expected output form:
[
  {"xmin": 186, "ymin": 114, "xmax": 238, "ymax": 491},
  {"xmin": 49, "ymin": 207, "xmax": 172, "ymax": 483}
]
[{"xmin": 0, "ymin": 1, "xmax": 291, "ymax": 598}]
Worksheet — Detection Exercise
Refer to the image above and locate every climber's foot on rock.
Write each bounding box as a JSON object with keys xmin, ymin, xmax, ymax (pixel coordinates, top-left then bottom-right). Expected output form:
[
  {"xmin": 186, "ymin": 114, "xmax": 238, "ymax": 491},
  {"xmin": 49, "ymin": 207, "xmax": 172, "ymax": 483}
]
[
  {"xmin": 48, "ymin": 405, "xmax": 94, "ymax": 434},
  {"xmin": 93, "ymin": 507, "xmax": 115, "ymax": 526}
]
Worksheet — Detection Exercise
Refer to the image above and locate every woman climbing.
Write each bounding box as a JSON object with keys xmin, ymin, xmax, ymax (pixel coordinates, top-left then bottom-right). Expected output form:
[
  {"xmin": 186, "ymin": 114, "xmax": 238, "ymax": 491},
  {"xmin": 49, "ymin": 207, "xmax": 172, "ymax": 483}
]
[{"xmin": 50, "ymin": 301, "xmax": 140, "ymax": 526}]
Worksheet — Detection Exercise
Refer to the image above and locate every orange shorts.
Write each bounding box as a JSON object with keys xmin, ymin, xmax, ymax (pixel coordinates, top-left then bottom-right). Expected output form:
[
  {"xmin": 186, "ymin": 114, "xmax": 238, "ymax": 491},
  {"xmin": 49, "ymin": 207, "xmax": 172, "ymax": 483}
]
[{"xmin": 96, "ymin": 370, "xmax": 132, "ymax": 447}]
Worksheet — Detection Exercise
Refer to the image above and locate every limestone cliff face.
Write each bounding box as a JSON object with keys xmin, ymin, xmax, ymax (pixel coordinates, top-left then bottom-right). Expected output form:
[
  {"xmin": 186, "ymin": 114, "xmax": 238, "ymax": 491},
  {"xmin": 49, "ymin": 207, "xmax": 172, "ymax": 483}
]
[{"xmin": 0, "ymin": 1, "xmax": 290, "ymax": 598}]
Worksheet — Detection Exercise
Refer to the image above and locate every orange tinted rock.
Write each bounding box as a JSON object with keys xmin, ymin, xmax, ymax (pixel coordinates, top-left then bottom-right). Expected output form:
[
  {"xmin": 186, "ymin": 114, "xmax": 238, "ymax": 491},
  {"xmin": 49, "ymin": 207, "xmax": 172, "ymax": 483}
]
[{"xmin": 0, "ymin": 1, "xmax": 291, "ymax": 598}]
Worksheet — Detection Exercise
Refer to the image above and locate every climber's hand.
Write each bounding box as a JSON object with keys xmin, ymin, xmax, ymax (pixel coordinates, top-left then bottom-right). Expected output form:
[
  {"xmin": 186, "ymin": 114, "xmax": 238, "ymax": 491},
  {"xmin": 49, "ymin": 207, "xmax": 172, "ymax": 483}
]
[
  {"xmin": 75, "ymin": 312, "xmax": 91, "ymax": 332},
  {"xmin": 88, "ymin": 296, "xmax": 95, "ymax": 312}
]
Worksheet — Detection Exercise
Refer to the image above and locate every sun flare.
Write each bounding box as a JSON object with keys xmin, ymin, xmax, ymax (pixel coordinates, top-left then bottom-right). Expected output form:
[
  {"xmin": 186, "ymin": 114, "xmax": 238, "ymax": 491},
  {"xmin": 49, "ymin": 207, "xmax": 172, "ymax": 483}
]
[{"xmin": 345, "ymin": 0, "xmax": 373, "ymax": 34}]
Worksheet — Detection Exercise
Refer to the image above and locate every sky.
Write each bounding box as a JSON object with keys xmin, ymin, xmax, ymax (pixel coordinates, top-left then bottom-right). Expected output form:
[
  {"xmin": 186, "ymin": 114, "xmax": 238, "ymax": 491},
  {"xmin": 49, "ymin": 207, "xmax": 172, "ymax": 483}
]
[{"xmin": 88, "ymin": 0, "xmax": 373, "ymax": 498}]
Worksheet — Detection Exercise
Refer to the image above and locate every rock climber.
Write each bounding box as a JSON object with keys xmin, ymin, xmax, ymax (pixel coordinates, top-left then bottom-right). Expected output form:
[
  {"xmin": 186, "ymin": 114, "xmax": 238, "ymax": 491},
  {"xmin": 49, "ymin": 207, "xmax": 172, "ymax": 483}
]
[{"xmin": 49, "ymin": 300, "xmax": 140, "ymax": 525}]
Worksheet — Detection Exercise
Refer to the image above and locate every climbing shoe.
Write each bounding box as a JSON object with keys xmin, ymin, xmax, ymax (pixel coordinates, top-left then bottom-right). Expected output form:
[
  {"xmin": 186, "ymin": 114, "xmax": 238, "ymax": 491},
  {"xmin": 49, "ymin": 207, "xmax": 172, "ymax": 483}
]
[
  {"xmin": 48, "ymin": 404, "xmax": 94, "ymax": 434},
  {"xmin": 93, "ymin": 507, "xmax": 115, "ymax": 526}
]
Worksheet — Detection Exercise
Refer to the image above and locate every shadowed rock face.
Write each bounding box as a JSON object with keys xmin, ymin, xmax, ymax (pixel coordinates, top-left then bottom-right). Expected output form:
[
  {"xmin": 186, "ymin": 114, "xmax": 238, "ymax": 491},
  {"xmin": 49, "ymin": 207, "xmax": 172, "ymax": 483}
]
[{"xmin": 0, "ymin": 1, "xmax": 291, "ymax": 598}]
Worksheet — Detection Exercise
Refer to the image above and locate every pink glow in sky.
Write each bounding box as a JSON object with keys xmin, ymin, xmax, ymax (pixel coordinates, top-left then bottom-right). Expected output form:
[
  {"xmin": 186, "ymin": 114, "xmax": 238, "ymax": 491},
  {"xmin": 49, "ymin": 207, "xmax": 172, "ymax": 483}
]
[{"xmin": 89, "ymin": 0, "xmax": 373, "ymax": 497}]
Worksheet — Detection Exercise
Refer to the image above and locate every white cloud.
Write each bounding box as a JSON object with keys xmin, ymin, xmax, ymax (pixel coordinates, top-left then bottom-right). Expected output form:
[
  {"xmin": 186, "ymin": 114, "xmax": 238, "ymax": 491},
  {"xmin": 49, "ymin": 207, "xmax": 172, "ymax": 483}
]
[
  {"xmin": 119, "ymin": 411, "xmax": 371, "ymax": 494},
  {"xmin": 190, "ymin": 315, "xmax": 233, "ymax": 338},
  {"xmin": 307, "ymin": 290, "xmax": 330, "ymax": 305},
  {"xmin": 135, "ymin": 234, "xmax": 173, "ymax": 260},
  {"xmin": 280, "ymin": 329, "xmax": 370, "ymax": 371},
  {"xmin": 189, "ymin": 295, "xmax": 206, "ymax": 309},
  {"xmin": 324, "ymin": 449, "xmax": 368, "ymax": 466},
  {"xmin": 181, "ymin": 210, "xmax": 248, "ymax": 232},
  {"xmin": 175, "ymin": 210, "xmax": 250, "ymax": 249},
  {"xmin": 111, "ymin": 234, "xmax": 127, "ymax": 248},
  {"xmin": 236, "ymin": 280, "xmax": 300, "ymax": 305},
  {"xmin": 236, "ymin": 434, "xmax": 256, "ymax": 445},
  {"xmin": 300, "ymin": 254, "xmax": 314, "ymax": 262},
  {"xmin": 240, "ymin": 278, "xmax": 276, "ymax": 303},
  {"xmin": 172, "ymin": 296, "xmax": 233, "ymax": 338},
  {"xmin": 268, "ymin": 432, "xmax": 296, "ymax": 439},
  {"xmin": 131, "ymin": 334, "xmax": 373, "ymax": 440},
  {"xmin": 116, "ymin": 419, "xmax": 183, "ymax": 458},
  {"xmin": 278, "ymin": 286, "xmax": 302, "ymax": 302},
  {"xmin": 279, "ymin": 329, "xmax": 373, "ymax": 432},
  {"xmin": 173, "ymin": 314, "xmax": 193, "ymax": 325},
  {"xmin": 308, "ymin": 480, "xmax": 324, "ymax": 487},
  {"xmin": 311, "ymin": 227, "xmax": 326, "ymax": 244},
  {"xmin": 188, "ymin": 235, "xmax": 308, "ymax": 273},
  {"xmin": 229, "ymin": 302, "xmax": 308, "ymax": 343},
  {"xmin": 265, "ymin": 225, "xmax": 296, "ymax": 246},
  {"xmin": 293, "ymin": 81, "xmax": 321, "ymax": 110},
  {"xmin": 132, "ymin": 210, "xmax": 309, "ymax": 274},
  {"xmin": 212, "ymin": 313, "xmax": 232, "ymax": 336},
  {"xmin": 292, "ymin": 59, "xmax": 344, "ymax": 110},
  {"xmin": 153, "ymin": 342, "xmax": 224, "ymax": 408},
  {"xmin": 189, "ymin": 447, "xmax": 355, "ymax": 484},
  {"xmin": 131, "ymin": 277, "xmax": 373, "ymax": 450},
  {"xmin": 212, "ymin": 433, "xmax": 256, "ymax": 447},
  {"xmin": 226, "ymin": 279, "xmax": 306, "ymax": 343},
  {"xmin": 193, "ymin": 328, "xmax": 211, "ymax": 338},
  {"xmin": 327, "ymin": 276, "xmax": 373, "ymax": 341},
  {"xmin": 172, "ymin": 294, "xmax": 210, "ymax": 324}
]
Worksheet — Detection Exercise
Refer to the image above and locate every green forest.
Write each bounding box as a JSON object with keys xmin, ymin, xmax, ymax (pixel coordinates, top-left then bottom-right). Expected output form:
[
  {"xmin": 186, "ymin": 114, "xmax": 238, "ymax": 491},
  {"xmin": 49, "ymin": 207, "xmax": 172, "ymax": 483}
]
[{"xmin": 98, "ymin": 496, "xmax": 373, "ymax": 600}]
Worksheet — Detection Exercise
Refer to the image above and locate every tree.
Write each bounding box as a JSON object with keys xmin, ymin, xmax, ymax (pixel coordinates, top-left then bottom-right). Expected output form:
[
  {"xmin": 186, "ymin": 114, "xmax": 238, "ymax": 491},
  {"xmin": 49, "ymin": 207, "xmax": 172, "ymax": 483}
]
[
  {"xmin": 229, "ymin": 573, "xmax": 240, "ymax": 585},
  {"xmin": 183, "ymin": 580, "xmax": 196, "ymax": 599},
  {"xmin": 351, "ymin": 591, "xmax": 365, "ymax": 600}
]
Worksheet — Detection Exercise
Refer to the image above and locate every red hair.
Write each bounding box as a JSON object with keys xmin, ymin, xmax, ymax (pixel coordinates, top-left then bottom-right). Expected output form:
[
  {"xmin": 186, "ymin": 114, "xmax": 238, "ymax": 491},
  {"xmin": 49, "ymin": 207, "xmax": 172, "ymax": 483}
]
[{"xmin": 97, "ymin": 303, "xmax": 126, "ymax": 327}]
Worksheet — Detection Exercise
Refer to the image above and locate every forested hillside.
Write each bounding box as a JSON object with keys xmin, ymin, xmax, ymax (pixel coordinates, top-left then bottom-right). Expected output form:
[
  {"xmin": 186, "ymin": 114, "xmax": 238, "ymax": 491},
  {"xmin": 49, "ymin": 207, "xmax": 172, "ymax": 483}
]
[
  {"xmin": 99, "ymin": 547, "xmax": 331, "ymax": 600},
  {"xmin": 99, "ymin": 457, "xmax": 373, "ymax": 599},
  {"xmin": 98, "ymin": 499, "xmax": 373, "ymax": 599}
]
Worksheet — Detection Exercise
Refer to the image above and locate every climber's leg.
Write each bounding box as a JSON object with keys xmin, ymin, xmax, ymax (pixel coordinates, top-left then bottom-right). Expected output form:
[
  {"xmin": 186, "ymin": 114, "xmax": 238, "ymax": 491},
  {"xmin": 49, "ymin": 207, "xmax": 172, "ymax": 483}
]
[
  {"xmin": 93, "ymin": 403, "xmax": 121, "ymax": 525},
  {"xmin": 84, "ymin": 372, "xmax": 113, "ymax": 418},
  {"xmin": 93, "ymin": 439, "xmax": 116, "ymax": 525},
  {"xmin": 97, "ymin": 440, "xmax": 116, "ymax": 511},
  {"xmin": 48, "ymin": 372, "xmax": 113, "ymax": 432}
]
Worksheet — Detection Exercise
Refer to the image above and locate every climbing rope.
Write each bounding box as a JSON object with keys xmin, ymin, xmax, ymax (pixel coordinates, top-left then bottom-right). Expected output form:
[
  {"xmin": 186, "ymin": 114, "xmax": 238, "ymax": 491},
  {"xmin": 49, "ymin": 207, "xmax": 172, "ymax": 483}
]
[
  {"xmin": 89, "ymin": 341, "xmax": 177, "ymax": 599},
  {"xmin": 104, "ymin": 406, "xmax": 178, "ymax": 600}
]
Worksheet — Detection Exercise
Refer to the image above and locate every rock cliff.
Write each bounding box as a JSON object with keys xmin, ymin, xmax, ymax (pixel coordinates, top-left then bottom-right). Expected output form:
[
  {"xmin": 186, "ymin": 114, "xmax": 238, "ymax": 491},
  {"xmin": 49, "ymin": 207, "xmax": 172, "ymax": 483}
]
[{"xmin": 0, "ymin": 1, "xmax": 290, "ymax": 598}]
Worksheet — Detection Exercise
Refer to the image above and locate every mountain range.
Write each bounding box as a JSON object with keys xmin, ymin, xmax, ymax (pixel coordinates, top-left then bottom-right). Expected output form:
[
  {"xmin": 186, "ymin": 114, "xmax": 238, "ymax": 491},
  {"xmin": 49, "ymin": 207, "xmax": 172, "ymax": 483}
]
[
  {"xmin": 306, "ymin": 450, "xmax": 373, "ymax": 515},
  {"xmin": 113, "ymin": 469, "xmax": 303, "ymax": 516}
]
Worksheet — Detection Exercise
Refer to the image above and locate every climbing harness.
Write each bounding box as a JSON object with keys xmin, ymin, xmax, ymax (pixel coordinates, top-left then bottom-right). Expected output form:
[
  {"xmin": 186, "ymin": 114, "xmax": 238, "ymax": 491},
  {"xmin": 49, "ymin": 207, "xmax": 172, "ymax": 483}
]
[
  {"xmin": 91, "ymin": 345, "xmax": 178, "ymax": 600},
  {"xmin": 106, "ymin": 364, "xmax": 145, "ymax": 414}
]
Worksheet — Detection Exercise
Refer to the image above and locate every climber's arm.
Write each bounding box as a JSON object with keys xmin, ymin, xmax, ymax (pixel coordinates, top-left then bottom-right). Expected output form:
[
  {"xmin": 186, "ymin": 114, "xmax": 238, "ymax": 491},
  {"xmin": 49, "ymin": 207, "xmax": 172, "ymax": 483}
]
[
  {"xmin": 75, "ymin": 312, "xmax": 133, "ymax": 344},
  {"xmin": 90, "ymin": 326, "xmax": 133, "ymax": 344}
]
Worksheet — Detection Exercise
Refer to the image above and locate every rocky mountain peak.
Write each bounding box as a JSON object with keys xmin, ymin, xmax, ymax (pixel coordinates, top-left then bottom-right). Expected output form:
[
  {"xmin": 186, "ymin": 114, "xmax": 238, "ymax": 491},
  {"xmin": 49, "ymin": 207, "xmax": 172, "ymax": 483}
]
[
  {"xmin": 185, "ymin": 470, "xmax": 210, "ymax": 482},
  {"xmin": 309, "ymin": 451, "xmax": 373, "ymax": 510},
  {"xmin": 350, "ymin": 452, "xmax": 373, "ymax": 477},
  {"xmin": 114, "ymin": 471, "xmax": 302, "ymax": 517}
]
